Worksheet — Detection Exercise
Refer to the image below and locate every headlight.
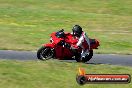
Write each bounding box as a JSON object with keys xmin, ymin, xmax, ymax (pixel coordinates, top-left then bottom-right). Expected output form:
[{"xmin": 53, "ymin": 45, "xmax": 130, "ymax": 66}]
[{"xmin": 50, "ymin": 37, "xmax": 53, "ymax": 43}]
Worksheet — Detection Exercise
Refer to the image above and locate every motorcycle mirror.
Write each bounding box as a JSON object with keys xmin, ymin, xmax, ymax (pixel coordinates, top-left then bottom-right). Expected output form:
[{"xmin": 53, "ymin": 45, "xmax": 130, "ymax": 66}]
[{"xmin": 59, "ymin": 29, "xmax": 64, "ymax": 32}]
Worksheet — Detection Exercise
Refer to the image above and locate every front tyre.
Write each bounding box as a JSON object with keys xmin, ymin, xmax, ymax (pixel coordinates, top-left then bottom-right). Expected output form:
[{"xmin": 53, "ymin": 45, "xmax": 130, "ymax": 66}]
[{"xmin": 37, "ymin": 46, "xmax": 54, "ymax": 60}]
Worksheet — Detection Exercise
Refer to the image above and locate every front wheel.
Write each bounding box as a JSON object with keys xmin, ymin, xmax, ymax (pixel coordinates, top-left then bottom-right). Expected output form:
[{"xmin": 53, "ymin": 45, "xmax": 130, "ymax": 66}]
[{"xmin": 37, "ymin": 46, "xmax": 54, "ymax": 60}]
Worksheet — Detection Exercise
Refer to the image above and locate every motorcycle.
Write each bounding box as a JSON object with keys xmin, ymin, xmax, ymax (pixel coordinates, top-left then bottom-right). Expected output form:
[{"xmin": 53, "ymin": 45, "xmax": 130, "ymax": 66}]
[{"xmin": 37, "ymin": 29, "xmax": 100, "ymax": 62}]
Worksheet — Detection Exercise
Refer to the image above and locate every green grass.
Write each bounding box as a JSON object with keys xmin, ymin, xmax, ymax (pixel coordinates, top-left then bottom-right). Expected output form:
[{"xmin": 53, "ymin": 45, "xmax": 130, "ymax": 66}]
[
  {"xmin": 0, "ymin": 0, "xmax": 132, "ymax": 54},
  {"xmin": 0, "ymin": 59, "xmax": 132, "ymax": 88}
]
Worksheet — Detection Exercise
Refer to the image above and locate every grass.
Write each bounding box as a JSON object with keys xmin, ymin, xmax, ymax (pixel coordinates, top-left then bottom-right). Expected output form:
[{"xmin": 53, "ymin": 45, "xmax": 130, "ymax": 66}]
[
  {"xmin": 0, "ymin": 0, "xmax": 132, "ymax": 54},
  {"xmin": 0, "ymin": 59, "xmax": 131, "ymax": 88}
]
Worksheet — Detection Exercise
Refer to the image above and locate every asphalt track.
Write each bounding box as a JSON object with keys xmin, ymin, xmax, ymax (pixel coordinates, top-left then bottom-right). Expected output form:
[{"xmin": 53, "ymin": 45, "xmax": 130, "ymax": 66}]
[{"xmin": 0, "ymin": 50, "xmax": 132, "ymax": 66}]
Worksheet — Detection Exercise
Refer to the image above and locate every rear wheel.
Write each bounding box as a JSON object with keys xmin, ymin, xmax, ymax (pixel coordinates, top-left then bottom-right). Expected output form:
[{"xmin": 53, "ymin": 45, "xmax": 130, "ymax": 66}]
[
  {"xmin": 75, "ymin": 53, "xmax": 81, "ymax": 62},
  {"xmin": 71, "ymin": 49, "xmax": 81, "ymax": 62},
  {"xmin": 37, "ymin": 46, "xmax": 54, "ymax": 60},
  {"xmin": 82, "ymin": 50, "xmax": 93, "ymax": 62}
]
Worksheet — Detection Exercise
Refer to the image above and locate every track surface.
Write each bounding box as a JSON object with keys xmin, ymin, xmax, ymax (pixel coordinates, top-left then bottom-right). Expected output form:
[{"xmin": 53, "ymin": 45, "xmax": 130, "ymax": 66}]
[{"xmin": 0, "ymin": 50, "xmax": 132, "ymax": 66}]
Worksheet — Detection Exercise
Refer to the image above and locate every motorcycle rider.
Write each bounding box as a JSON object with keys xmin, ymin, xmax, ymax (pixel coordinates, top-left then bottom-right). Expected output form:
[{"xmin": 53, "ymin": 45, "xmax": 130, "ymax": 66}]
[{"xmin": 71, "ymin": 25, "xmax": 90, "ymax": 59}]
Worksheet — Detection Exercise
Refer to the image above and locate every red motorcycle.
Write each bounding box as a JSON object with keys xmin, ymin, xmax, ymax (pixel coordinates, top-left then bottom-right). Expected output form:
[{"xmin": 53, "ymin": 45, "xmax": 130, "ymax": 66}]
[{"xmin": 37, "ymin": 29, "xmax": 100, "ymax": 62}]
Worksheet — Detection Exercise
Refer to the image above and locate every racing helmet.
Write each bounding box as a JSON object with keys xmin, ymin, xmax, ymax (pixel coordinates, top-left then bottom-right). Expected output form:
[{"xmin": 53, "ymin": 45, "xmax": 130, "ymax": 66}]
[{"xmin": 72, "ymin": 25, "xmax": 82, "ymax": 37}]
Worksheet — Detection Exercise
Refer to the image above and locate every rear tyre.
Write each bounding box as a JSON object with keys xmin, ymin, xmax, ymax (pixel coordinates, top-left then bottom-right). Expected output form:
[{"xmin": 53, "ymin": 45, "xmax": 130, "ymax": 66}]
[
  {"xmin": 72, "ymin": 49, "xmax": 81, "ymax": 62},
  {"xmin": 37, "ymin": 46, "xmax": 54, "ymax": 60},
  {"xmin": 75, "ymin": 53, "xmax": 81, "ymax": 62},
  {"xmin": 82, "ymin": 50, "xmax": 93, "ymax": 62}
]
